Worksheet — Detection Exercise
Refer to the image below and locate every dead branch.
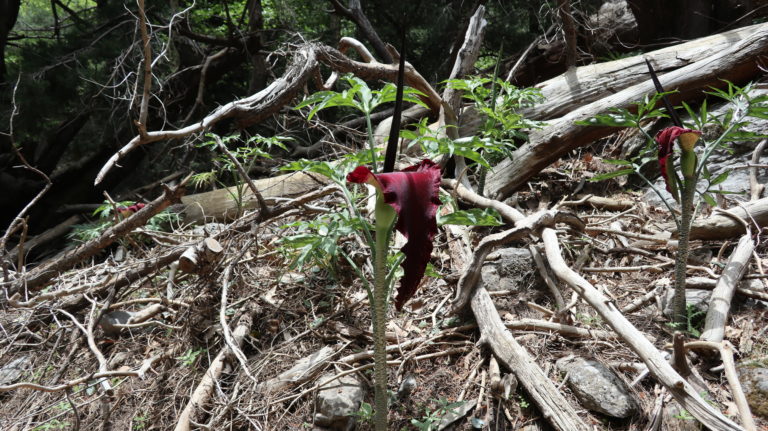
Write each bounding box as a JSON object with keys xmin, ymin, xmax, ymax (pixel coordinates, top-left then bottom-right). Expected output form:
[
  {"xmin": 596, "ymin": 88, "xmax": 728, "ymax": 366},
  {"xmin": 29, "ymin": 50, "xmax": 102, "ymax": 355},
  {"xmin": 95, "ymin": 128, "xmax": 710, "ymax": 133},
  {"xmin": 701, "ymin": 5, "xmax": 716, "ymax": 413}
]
[
  {"xmin": 487, "ymin": 23, "xmax": 768, "ymax": 200},
  {"xmin": 452, "ymin": 209, "xmax": 584, "ymax": 312},
  {"xmin": 8, "ymin": 180, "xmax": 187, "ymax": 295},
  {"xmin": 682, "ymin": 340, "xmax": 756, "ymax": 431},
  {"xmin": 521, "ymin": 23, "xmax": 768, "ymax": 121},
  {"xmin": 688, "ymin": 197, "xmax": 768, "ymax": 240},
  {"xmin": 96, "ymin": 42, "xmax": 442, "ymax": 185},
  {"xmin": 174, "ymin": 308, "xmax": 255, "ymax": 431},
  {"xmin": 541, "ymin": 227, "xmax": 743, "ymax": 430},
  {"xmin": 700, "ymin": 233, "xmax": 754, "ymax": 343},
  {"xmin": 0, "ymin": 354, "xmax": 164, "ymax": 393},
  {"xmin": 472, "ymin": 286, "xmax": 591, "ymax": 431},
  {"xmin": 750, "ymin": 139, "xmax": 767, "ymax": 200},
  {"xmin": 328, "ymin": 0, "xmax": 393, "ymax": 64}
]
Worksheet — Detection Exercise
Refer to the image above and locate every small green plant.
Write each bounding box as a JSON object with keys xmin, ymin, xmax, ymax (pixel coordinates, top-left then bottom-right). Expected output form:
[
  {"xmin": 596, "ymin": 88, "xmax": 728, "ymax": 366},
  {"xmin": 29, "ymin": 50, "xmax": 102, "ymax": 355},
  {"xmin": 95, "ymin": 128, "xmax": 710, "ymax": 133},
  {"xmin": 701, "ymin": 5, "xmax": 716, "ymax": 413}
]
[
  {"xmin": 352, "ymin": 401, "xmax": 374, "ymax": 424},
  {"xmin": 517, "ymin": 394, "xmax": 530, "ymax": 409},
  {"xmin": 579, "ymin": 80, "xmax": 768, "ymax": 328},
  {"xmin": 31, "ymin": 419, "xmax": 70, "ymax": 431},
  {"xmin": 191, "ymin": 133, "xmax": 289, "ymax": 217},
  {"xmin": 132, "ymin": 414, "xmax": 149, "ymax": 430},
  {"xmin": 410, "ymin": 398, "xmax": 466, "ymax": 431},
  {"xmin": 295, "ymin": 74, "xmax": 426, "ymax": 173},
  {"xmin": 68, "ymin": 200, "xmax": 179, "ymax": 244},
  {"xmin": 176, "ymin": 348, "xmax": 205, "ymax": 367}
]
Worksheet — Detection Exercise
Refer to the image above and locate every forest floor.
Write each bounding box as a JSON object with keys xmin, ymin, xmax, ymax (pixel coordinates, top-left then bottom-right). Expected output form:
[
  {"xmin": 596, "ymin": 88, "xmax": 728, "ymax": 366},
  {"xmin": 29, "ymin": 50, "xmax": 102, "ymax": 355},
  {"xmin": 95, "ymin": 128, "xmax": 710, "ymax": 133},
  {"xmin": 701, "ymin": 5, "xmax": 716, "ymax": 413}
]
[{"xmin": 2, "ymin": 144, "xmax": 768, "ymax": 431}]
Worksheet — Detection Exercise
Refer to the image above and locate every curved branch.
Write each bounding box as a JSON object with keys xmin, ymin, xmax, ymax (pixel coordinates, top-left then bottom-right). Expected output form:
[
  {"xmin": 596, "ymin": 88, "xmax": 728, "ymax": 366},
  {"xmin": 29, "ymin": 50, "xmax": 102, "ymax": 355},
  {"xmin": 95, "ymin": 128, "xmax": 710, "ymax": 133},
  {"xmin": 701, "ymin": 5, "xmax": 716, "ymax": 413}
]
[{"xmin": 95, "ymin": 42, "xmax": 443, "ymax": 184}]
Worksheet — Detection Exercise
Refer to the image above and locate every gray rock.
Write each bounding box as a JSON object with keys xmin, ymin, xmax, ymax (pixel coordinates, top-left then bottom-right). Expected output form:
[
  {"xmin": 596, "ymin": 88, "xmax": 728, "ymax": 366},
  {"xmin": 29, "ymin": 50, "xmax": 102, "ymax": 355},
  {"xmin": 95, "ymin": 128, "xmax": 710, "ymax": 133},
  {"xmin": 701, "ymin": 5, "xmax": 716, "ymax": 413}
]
[
  {"xmin": 99, "ymin": 310, "xmax": 133, "ymax": 338},
  {"xmin": 481, "ymin": 248, "xmax": 542, "ymax": 293},
  {"xmin": 0, "ymin": 356, "xmax": 32, "ymax": 385},
  {"xmin": 438, "ymin": 399, "xmax": 476, "ymax": 430},
  {"xmin": 314, "ymin": 373, "xmax": 365, "ymax": 431},
  {"xmin": 661, "ymin": 289, "xmax": 711, "ymax": 319},
  {"xmin": 556, "ymin": 355, "xmax": 639, "ymax": 418},
  {"xmin": 737, "ymin": 365, "xmax": 768, "ymax": 419}
]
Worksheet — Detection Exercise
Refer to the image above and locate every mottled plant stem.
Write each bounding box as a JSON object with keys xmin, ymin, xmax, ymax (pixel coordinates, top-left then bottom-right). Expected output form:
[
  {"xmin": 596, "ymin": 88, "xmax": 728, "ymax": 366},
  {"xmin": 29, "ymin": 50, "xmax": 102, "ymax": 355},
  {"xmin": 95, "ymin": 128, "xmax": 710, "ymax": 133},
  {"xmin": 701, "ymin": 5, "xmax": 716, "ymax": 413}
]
[
  {"xmin": 372, "ymin": 203, "xmax": 392, "ymax": 431},
  {"xmin": 672, "ymin": 179, "xmax": 696, "ymax": 328}
]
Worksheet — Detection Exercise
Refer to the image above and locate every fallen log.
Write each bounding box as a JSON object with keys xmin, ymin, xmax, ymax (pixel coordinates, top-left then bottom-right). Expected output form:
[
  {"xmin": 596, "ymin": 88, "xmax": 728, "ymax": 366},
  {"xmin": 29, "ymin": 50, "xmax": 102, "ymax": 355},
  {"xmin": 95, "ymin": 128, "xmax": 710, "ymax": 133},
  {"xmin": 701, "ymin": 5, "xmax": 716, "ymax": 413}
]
[
  {"xmin": 522, "ymin": 23, "xmax": 768, "ymax": 121},
  {"xmin": 180, "ymin": 171, "xmax": 329, "ymax": 224},
  {"xmin": 486, "ymin": 23, "xmax": 768, "ymax": 200},
  {"xmin": 688, "ymin": 198, "xmax": 768, "ymax": 240}
]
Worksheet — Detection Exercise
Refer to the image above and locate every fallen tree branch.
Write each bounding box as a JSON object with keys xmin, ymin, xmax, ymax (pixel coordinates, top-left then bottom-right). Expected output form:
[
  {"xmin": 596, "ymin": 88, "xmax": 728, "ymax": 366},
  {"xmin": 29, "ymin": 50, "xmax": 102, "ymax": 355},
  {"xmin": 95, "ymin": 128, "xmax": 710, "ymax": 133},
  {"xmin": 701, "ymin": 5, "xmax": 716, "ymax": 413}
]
[
  {"xmin": 96, "ymin": 41, "xmax": 443, "ymax": 185},
  {"xmin": 8, "ymin": 180, "xmax": 187, "ymax": 295},
  {"xmin": 487, "ymin": 23, "xmax": 768, "ymax": 199},
  {"xmin": 541, "ymin": 227, "xmax": 743, "ymax": 430},
  {"xmin": 471, "ymin": 286, "xmax": 591, "ymax": 431},
  {"xmin": 701, "ymin": 233, "xmax": 753, "ymax": 343},
  {"xmin": 452, "ymin": 209, "xmax": 584, "ymax": 312},
  {"xmin": 682, "ymin": 340, "xmax": 756, "ymax": 431},
  {"xmin": 174, "ymin": 307, "xmax": 255, "ymax": 431}
]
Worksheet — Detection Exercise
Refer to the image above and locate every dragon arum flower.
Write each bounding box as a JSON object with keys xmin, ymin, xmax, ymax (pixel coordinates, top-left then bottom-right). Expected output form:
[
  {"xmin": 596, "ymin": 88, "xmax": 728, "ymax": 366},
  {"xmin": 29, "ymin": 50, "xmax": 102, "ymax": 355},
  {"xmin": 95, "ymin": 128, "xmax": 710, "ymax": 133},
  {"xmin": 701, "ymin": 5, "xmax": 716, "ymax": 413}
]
[
  {"xmin": 655, "ymin": 126, "xmax": 701, "ymax": 198},
  {"xmin": 347, "ymin": 159, "xmax": 441, "ymax": 310}
]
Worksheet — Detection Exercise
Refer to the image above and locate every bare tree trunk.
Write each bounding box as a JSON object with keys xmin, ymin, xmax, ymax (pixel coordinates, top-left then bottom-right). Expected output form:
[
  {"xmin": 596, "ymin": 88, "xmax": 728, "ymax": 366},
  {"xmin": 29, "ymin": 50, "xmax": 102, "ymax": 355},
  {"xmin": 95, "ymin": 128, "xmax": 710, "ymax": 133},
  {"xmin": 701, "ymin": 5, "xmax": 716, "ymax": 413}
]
[
  {"xmin": 557, "ymin": 0, "xmax": 577, "ymax": 68},
  {"xmin": 247, "ymin": 0, "xmax": 267, "ymax": 93},
  {"xmin": 0, "ymin": 0, "xmax": 21, "ymax": 85},
  {"xmin": 329, "ymin": 0, "xmax": 393, "ymax": 64}
]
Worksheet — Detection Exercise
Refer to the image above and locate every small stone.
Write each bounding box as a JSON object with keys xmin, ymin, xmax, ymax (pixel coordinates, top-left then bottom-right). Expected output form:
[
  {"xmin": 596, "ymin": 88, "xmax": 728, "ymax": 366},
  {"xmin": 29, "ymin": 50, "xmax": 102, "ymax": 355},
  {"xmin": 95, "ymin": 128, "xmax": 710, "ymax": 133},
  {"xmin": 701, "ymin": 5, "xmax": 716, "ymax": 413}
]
[
  {"xmin": 556, "ymin": 355, "xmax": 639, "ymax": 418},
  {"xmin": 0, "ymin": 356, "xmax": 32, "ymax": 385},
  {"xmin": 99, "ymin": 310, "xmax": 133, "ymax": 338},
  {"xmin": 737, "ymin": 365, "xmax": 768, "ymax": 418},
  {"xmin": 481, "ymin": 248, "xmax": 543, "ymax": 293},
  {"xmin": 314, "ymin": 373, "xmax": 365, "ymax": 431}
]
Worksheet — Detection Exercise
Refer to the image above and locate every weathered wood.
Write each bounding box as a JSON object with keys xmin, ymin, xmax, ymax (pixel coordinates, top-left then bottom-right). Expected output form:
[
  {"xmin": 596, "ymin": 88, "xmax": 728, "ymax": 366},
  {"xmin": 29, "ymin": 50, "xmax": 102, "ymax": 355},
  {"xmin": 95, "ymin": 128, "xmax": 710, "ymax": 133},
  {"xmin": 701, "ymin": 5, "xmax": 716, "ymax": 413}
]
[
  {"xmin": 174, "ymin": 310, "xmax": 254, "ymax": 431},
  {"xmin": 471, "ymin": 286, "xmax": 590, "ymax": 431},
  {"xmin": 522, "ymin": 23, "xmax": 768, "ymax": 121},
  {"xmin": 180, "ymin": 171, "xmax": 328, "ymax": 224},
  {"xmin": 487, "ymin": 23, "xmax": 768, "ymax": 200},
  {"xmin": 541, "ymin": 228, "xmax": 743, "ymax": 431},
  {"xmin": 688, "ymin": 198, "xmax": 768, "ymax": 240},
  {"xmin": 700, "ymin": 234, "xmax": 754, "ymax": 343}
]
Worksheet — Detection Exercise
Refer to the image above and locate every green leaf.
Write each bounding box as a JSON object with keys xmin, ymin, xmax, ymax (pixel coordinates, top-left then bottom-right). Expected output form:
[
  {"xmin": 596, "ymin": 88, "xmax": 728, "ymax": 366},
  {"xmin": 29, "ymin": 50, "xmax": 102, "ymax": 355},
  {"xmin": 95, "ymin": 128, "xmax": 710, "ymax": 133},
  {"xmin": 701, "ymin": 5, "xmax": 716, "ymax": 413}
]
[
  {"xmin": 589, "ymin": 168, "xmax": 635, "ymax": 182},
  {"xmin": 280, "ymin": 160, "xmax": 342, "ymax": 182},
  {"xmin": 709, "ymin": 171, "xmax": 729, "ymax": 186},
  {"xmin": 438, "ymin": 208, "xmax": 503, "ymax": 226},
  {"xmin": 701, "ymin": 193, "xmax": 717, "ymax": 207},
  {"xmin": 575, "ymin": 112, "xmax": 635, "ymax": 127},
  {"xmin": 603, "ymin": 158, "xmax": 632, "ymax": 166}
]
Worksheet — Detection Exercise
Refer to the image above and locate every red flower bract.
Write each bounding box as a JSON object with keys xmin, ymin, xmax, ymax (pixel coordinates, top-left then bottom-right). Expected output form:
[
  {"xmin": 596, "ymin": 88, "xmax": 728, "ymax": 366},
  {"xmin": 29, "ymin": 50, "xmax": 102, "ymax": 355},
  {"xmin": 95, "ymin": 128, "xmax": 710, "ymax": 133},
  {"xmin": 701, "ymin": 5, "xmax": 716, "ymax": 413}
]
[
  {"xmin": 347, "ymin": 159, "xmax": 442, "ymax": 310},
  {"xmin": 655, "ymin": 126, "xmax": 701, "ymax": 192}
]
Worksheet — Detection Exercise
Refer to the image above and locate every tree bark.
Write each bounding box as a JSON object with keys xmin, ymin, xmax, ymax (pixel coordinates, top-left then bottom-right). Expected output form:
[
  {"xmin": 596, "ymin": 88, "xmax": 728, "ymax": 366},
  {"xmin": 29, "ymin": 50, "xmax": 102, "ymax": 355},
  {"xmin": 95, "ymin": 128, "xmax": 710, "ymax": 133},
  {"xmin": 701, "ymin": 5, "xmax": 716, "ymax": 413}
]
[
  {"xmin": 518, "ymin": 23, "xmax": 768, "ymax": 121},
  {"xmin": 329, "ymin": 0, "xmax": 393, "ymax": 64},
  {"xmin": 0, "ymin": 0, "xmax": 20, "ymax": 85},
  {"xmin": 486, "ymin": 23, "xmax": 768, "ymax": 200}
]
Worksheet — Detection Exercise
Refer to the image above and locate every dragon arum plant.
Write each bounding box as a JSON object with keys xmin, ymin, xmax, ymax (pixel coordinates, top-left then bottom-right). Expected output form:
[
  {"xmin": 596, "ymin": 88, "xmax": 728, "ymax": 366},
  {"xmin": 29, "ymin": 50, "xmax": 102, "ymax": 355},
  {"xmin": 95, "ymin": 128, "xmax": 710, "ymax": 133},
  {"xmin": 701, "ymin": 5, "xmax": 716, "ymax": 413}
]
[
  {"xmin": 289, "ymin": 41, "xmax": 446, "ymax": 429},
  {"xmin": 579, "ymin": 73, "xmax": 768, "ymax": 329}
]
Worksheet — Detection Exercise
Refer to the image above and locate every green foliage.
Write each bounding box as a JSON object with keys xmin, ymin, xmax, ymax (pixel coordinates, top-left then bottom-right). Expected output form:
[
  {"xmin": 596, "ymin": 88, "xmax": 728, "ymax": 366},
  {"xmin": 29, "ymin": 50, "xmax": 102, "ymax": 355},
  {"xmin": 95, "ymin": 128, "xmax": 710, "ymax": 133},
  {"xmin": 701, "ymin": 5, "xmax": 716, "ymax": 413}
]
[
  {"xmin": 176, "ymin": 348, "xmax": 206, "ymax": 367},
  {"xmin": 31, "ymin": 419, "xmax": 70, "ymax": 431},
  {"xmin": 437, "ymin": 208, "xmax": 502, "ymax": 227},
  {"xmin": 580, "ymin": 83, "xmax": 767, "ymax": 210},
  {"xmin": 132, "ymin": 413, "xmax": 149, "ymax": 430},
  {"xmin": 191, "ymin": 132, "xmax": 290, "ymax": 215},
  {"xmin": 278, "ymin": 212, "xmax": 369, "ymax": 274},
  {"xmin": 296, "ymin": 75, "xmax": 426, "ymax": 120},
  {"xmin": 280, "ymin": 148, "xmax": 376, "ymax": 184},
  {"xmin": 67, "ymin": 200, "xmax": 179, "ymax": 245},
  {"xmin": 446, "ymin": 76, "xmax": 544, "ymax": 146},
  {"xmin": 410, "ymin": 398, "xmax": 466, "ymax": 431},
  {"xmin": 295, "ymin": 75, "xmax": 426, "ymax": 172},
  {"xmin": 352, "ymin": 401, "xmax": 374, "ymax": 423}
]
